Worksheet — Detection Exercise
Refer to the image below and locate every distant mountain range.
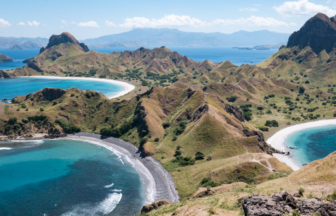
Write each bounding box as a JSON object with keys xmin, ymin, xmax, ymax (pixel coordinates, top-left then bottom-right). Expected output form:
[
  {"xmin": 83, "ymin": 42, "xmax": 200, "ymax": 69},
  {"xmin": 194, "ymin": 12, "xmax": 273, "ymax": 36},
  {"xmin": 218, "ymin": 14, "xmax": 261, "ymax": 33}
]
[
  {"xmin": 82, "ymin": 29, "xmax": 290, "ymax": 48},
  {"xmin": 0, "ymin": 29, "xmax": 290, "ymax": 49},
  {"xmin": 0, "ymin": 37, "xmax": 48, "ymax": 49}
]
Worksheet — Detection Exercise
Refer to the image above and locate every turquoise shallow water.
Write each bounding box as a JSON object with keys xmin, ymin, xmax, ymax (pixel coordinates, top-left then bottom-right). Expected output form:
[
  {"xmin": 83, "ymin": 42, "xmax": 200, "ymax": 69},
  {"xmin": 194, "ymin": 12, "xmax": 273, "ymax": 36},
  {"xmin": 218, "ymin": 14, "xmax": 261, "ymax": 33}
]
[
  {"xmin": 284, "ymin": 125, "xmax": 336, "ymax": 167},
  {"xmin": 0, "ymin": 139, "xmax": 144, "ymax": 216},
  {"xmin": 0, "ymin": 77, "xmax": 125, "ymax": 101}
]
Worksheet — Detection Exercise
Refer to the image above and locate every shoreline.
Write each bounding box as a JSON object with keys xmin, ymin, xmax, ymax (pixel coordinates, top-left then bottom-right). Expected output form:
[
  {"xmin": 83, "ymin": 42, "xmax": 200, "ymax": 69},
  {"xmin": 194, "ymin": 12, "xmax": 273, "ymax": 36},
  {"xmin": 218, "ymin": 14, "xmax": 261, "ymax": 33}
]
[
  {"xmin": 0, "ymin": 132, "xmax": 179, "ymax": 206},
  {"xmin": 267, "ymin": 119, "xmax": 336, "ymax": 171},
  {"xmin": 17, "ymin": 76, "xmax": 135, "ymax": 99}
]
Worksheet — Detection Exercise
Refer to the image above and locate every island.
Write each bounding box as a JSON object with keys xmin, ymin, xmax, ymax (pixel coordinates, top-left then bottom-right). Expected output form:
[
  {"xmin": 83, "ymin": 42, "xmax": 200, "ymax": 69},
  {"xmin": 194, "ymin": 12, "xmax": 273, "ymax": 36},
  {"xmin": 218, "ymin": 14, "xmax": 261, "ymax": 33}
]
[{"xmin": 0, "ymin": 54, "xmax": 13, "ymax": 62}]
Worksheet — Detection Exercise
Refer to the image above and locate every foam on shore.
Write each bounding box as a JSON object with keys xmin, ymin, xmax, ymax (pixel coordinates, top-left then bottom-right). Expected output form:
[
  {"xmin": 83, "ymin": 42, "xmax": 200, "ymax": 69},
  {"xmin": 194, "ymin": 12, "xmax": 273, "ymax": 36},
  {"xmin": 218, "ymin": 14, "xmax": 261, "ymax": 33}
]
[
  {"xmin": 267, "ymin": 119, "xmax": 336, "ymax": 171},
  {"xmin": 19, "ymin": 76, "xmax": 135, "ymax": 99},
  {"xmin": 61, "ymin": 136, "xmax": 156, "ymax": 205}
]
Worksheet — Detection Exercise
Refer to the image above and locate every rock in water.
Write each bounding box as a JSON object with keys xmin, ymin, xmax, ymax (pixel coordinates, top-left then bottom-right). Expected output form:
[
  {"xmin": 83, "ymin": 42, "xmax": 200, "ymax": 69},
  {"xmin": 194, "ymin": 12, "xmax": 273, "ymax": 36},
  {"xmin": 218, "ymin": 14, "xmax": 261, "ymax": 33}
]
[
  {"xmin": 0, "ymin": 54, "xmax": 14, "ymax": 62},
  {"xmin": 287, "ymin": 13, "xmax": 336, "ymax": 54}
]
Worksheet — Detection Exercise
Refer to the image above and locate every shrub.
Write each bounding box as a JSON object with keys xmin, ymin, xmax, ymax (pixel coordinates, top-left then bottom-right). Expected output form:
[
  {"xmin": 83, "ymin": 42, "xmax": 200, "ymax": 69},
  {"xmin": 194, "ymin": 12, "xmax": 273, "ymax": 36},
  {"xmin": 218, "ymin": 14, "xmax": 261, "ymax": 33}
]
[
  {"xmin": 331, "ymin": 189, "xmax": 336, "ymax": 200},
  {"xmin": 22, "ymin": 118, "xmax": 28, "ymax": 123},
  {"xmin": 13, "ymin": 124, "xmax": 20, "ymax": 130},
  {"xmin": 172, "ymin": 136, "xmax": 177, "ymax": 141},
  {"xmin": 8, "ymin": 117, "xmax": 17, "ymax": 125},
  {"xmin": 195, "ymin": 151, "xmax": 205, "ymax": 160},
  {"xmin": 299, "ymin": 187, "xmax": 305, "ymax": 195},
  {"xmin": 53, "ymin": 101, "xmax": 57, "ymax": 105},
  {"xmin": 266, "ymin": 110, "xmax": 272, "ymax": 114},
  {"xmin": 299, "ymin": 86, "xmax": 305, "ymax": 93},
  {"xmin": 55, "ymin": 119, "xmax": 81, "ymax": 133},
  {"xmin": 265, "ymin": 120, "xmax": 279, "ymax": 127},
  {"xmin": 162, "ymin": 122, "xmax": 170, "ymax": 128},
  {"xmin": 200, "ymin": 177, "xmax": 218, "ymax": 187},
  {"xmin": 243, "ymin": 112, "xmax": 252, "ymax": 121},
  {"xmin": 21, "ymin": 103, "xmax": 27, "ymax": 108},
  {"xmin": 70, "ymin": 93, "xmax": 75, "ymax": 97},
  {"xmin": 40, "ymin": 108, "xmax": 44, "ymax": 111},
  {"xmin": 226, "ymin": 96, "xmax": 238, "ymax": 102},
  {"xmin": 257, "ymin": 107, "xmax": 264, "ymax": 110},
  {"xmin": 174, "ymin": 150, "xmax": 182, "ymax": 157},
  {"xmin": 154, "ymin": 137, "xmax": 159, "ymax": 142},
  {"xmin": 148, "ymin": 133, "xmax": 152, "ymax": 138},
  {"xmin": 99, "ymin": 75, "xmax": 106, "ymax": 78},
  {"xmin": 140, "ymin": 138, "xmax": 147, "ymax": 145},
  {"xmin": 259, "ymin": 126, "xmax": 269, "ymax": 132}
]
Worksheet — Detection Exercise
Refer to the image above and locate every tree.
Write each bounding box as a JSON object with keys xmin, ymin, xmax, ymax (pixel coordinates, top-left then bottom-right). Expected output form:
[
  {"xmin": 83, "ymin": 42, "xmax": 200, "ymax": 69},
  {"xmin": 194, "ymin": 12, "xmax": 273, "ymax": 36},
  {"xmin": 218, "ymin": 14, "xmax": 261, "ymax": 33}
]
[
  {"xmin": 195, "ymin": 151, "xmax": 205, "ymax": 160},
  {"xmin": 299, "ymin": 86, "xmax": 305, "ymax": 93},
  {"xmin": 226, "ymin": 96, "xmax": 238, "ymax": 102}
]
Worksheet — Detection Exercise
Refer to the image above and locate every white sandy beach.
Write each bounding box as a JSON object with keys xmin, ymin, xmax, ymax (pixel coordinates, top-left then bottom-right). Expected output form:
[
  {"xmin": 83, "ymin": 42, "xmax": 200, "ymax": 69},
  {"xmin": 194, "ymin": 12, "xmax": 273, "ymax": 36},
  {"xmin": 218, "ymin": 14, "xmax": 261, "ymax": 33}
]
[
  {"xmin": 267, "ymin": 119, "xmax": 336, "ymax": 171},
  {"xmin": 19, "ymin": 76, "xmax": 135, "ymax": 99}
]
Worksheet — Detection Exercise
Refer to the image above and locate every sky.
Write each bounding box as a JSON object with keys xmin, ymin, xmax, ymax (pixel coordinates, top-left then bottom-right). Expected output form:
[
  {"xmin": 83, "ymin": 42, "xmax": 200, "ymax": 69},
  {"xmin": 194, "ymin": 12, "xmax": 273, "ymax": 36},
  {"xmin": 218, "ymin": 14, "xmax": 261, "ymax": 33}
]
[{"xmin": 0, "ymin": 0, "xmax": 335, "ymax": 40}]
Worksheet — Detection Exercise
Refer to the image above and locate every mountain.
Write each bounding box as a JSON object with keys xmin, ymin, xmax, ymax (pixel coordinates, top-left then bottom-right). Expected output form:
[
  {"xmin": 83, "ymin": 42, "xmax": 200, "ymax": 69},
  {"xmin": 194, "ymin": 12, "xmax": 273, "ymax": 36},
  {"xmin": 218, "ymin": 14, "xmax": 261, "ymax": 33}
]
[
  {"xmin": 82, "ymin": 28, "xmax": 290, "ymax": 47},
  {"xmin": 257, "ymin": 13, "xmax": 336, "ymax": 85},
  {"xmin": 8, "ymin": 41, "xmax": 42, "ymax": 50},
  {"xmin": 0, "ymin": 54, "xmax": 13, "ymax": 62},
  {"xmin": 0, "ymin": 37, "xmax": 48, "ymax": 49}
]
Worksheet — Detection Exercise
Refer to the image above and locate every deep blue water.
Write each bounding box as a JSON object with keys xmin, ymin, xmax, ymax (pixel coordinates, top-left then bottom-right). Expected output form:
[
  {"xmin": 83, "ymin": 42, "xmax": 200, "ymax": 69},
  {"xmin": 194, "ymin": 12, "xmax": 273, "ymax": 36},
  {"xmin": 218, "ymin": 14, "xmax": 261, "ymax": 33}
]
[
  {"xmin": 92, "ymin": 47, "xmax": 278, "ymax": 65},
  {"xmin": 284, "ymin": 125, "xmax": 336, "ymax": 167},
  {"xmin": 0, "ymin": 49, "xmax": 39, "ymax": 70},
  {"xmin": 0, "ymin": 139, "xmax": 144, "ymax": 216},
  {"xmin": 0, "ymin": 77, "xmax": 125, "ymax": 100}
]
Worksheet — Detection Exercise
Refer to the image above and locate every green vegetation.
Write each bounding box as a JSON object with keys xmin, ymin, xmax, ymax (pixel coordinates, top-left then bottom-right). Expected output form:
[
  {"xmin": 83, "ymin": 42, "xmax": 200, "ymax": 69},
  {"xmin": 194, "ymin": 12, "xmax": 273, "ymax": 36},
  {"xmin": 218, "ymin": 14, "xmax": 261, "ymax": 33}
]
[{"xmin": 55, "ymin": 119, "xmax": 81, "ymax": 133}]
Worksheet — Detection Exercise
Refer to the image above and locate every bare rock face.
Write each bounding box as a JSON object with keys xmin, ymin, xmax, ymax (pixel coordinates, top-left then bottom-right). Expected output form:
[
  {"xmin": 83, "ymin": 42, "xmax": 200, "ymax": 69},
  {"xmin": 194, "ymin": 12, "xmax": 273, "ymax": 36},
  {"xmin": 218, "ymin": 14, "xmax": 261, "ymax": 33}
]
[
  {"xmin": 243, "ymin": 191, "xmax": 336, "ymax": 216},
  {"xmin": 287, "ymin": 13, "xmax": 336, "ymax": 54},
  {"xmin": 140, "ymin": 200, "xmax": 172, "ymax": 214},
  {"xmin": 42, "ymin": 32, "xmax": 89, "ymax": 53}
]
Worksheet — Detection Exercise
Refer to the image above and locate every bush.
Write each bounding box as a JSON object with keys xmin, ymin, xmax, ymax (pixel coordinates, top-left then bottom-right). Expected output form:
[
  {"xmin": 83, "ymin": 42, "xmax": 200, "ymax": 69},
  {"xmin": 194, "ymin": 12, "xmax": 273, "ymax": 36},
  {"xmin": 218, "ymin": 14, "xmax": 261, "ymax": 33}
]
[
  {"xmin": 8, "ymin": 117, "xmax": 17, "ymax": 125},
  {"xmin": 174, "ymin": 150, "xmax": 182, "ymax": 157},
  {"xmin": 265, "ymin": 120, "xmax": 279, "ymax": 127},
  {"xmin": 299, "ymin": 86, "xmax": 305, "ymax": 93},
  {"xmin": 257, "ymin": 107, "xmax": 264, "ymax": 110},
  {"xmin": 299, "ymin": 187, "xmax": 305, "ymax": 195},
  {"xmin": 55, "ymin": 119, "xmax": 81, "ymax": 133},
  {"xmin": 259, "ymin": 126, "xmax": 269, "ymax": 132},
  {"xmin": 40, "ymin": 108, "xmax": 44, "ymax": 111},
  {"xmin": 139, "ymin": 138, "xmax": 147, "ymax": 145},
  {"xmin": 154, "ymin": 137, "xmax": 159, "ymax": 142},
  {"xmin": 226, "ymin": 96, "xmax": 238, "ymax": 102},
  {"xmin": 70, "ymin": 93, "xmax": 75, "ymax": 97},
  {"xmin": 243, "ymin": 112, "xmax": 252, "ymax": 121},
  {"xmin": 99, "ymin": 75, "xmax": 106, "ymax": 78},
  {"xmin": 195, "ymin": 151, "xmax": 205, "ymax": 160},
  {"xmin": 162, "ymin": 122, "xmax": 170, "ymax": 128},
  {"xmin": 53, "ymin": 101, "xmax": 57, "ymax": 105},
  {"xmin": 22, "ymin": 118, "xmax": 28, "ymax": 123},
  {"xmin": 172, "ymin": 136, "xmax": 177, "ymax": 141},
  {"xmin": 331, "ymin": 189, "xmax": 336, "ymax": 200},
  {"xmin": 200, "ymin": 177, "xmax": 218, "ymax": 187},
  {"xmin": 21, "ymin": 103, "xmax": 27, "ymax": 108}
]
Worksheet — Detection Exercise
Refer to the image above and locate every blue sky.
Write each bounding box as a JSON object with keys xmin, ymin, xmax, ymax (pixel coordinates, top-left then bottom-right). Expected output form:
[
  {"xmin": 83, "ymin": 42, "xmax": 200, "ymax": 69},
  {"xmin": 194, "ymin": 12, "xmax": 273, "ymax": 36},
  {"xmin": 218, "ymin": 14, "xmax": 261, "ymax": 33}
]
[{"xmin": 0, "ymin": 0, "xmax": 335, "ymax": 40}]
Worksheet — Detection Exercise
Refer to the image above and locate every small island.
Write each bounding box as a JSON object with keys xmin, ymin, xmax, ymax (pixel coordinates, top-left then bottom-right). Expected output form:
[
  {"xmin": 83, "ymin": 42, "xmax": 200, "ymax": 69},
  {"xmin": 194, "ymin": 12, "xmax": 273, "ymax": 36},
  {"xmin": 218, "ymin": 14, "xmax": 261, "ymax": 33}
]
[{"xmin": 0, "ymin": 54, "xmax": 14, "ymax": 62}]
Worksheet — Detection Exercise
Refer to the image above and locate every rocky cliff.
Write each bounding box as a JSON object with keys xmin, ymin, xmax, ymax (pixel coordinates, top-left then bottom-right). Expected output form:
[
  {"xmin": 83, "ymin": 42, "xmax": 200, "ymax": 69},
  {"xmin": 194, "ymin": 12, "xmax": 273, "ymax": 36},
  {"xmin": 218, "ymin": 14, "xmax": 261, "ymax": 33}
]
[
  {"xmin": 287, "ymin": 13, "xmax": 336, "ymax": 54},
  {"xmin": 42, "ymin": 32, "xmax": 89, "ymax": 53}
]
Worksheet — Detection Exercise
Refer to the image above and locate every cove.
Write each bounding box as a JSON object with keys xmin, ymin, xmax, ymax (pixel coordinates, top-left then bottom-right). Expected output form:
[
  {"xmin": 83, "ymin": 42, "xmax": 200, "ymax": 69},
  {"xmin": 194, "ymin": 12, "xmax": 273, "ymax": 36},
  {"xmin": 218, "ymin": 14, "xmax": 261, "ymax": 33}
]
[
  {"xmin": 284, "ymin": 124, "xmax": 336, "ymax": 167},
  {"xmin": 0, "ymin": 77, "xmax": 130, "ymax": 101},
  {"xmin": 0, "ymin": 139, "xmax": 144, "ymax": 216}
]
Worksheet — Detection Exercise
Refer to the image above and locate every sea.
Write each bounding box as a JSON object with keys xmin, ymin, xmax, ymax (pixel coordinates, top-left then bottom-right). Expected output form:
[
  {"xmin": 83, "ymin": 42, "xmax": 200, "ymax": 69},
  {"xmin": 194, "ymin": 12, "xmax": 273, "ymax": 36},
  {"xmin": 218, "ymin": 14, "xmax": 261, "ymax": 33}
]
[
  {"xmin": 0, "ymin": 139, "xmax": 144, "ymax": 216},
  {"xmin": 0, "ymin": 77, "xmax": 125, "ymax": 101},
  {"xmin": 284, "ymin": 125, "xmax": 336, "ymax": 167}
]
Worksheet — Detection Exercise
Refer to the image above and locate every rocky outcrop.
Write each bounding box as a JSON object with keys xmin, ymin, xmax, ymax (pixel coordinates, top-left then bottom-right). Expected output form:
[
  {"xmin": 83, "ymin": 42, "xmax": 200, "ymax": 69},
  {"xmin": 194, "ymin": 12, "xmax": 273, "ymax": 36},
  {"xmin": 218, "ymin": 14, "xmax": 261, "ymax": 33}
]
[
  {"xmin": 0, "ymin": 54, "xmax": 13, "ymax": 62},
  {"xmin": 140, "ymin": 200, "xmax": 172, "ymax": 214},
  {"xmin": 287, "ymin": 13, "xmax": 336, "ymax": 54},
  {"xmin": 22, "ymin": 57, "xmax": 34, "ymax": 63},
  {"xmin": 243, "ymin": 191, "xmax": 336, "ymax": 216},
  {"xmin": 43, "ymin": 32, "xmax": 89, "ymax": 52}
]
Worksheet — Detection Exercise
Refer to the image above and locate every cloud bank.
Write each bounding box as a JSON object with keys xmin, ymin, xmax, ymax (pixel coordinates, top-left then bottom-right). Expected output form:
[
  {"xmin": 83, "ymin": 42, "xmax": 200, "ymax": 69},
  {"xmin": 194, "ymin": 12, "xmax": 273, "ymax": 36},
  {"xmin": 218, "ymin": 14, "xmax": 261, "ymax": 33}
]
[{"xmin": 274, "ymin": 0, "xmax": 336, "ymax": 16}]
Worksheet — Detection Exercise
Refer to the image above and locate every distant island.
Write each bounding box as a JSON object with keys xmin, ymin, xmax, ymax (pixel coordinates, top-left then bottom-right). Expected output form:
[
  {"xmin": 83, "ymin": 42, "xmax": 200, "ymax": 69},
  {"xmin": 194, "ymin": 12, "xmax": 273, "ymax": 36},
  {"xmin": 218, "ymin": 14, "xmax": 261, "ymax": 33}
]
[
  {"xmin": 233, "ymin": 45, "xmax": 281, "ymax": 50},
  {"xmin": 0, "ymin": 54, "xmax": 13, "ymax": 62},
  {"xmin": 8, "ymin": 42, "xmax": 42, "ymax": 50}
]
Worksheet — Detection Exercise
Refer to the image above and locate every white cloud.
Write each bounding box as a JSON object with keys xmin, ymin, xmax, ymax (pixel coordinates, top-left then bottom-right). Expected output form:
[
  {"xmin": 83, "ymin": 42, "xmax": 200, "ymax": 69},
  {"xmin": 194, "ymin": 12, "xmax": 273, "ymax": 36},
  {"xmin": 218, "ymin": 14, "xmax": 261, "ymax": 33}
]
[
  {"xmin": 118, "ymin": 14, "xmax": 293, "ymax": 28},
  {"xmin": 105, "ymin": 20, "xmax": 117, "ymax": 27},
  {"xmin": 239, "ymin": 8, "xmax": 258, "ymax": 11},
  {"xmin": 71, "ymin": 21, "xmax": 77, "ymax": 24},
  {"xmin": 274, "ymin": 0, "xmax": 336, "ymax": 16},
  {"xmin": 213, "ymin": 16, "xmax": 295, "ymax": 27},
  {"xmin": 27, "ymin": 21, "xmax": 40, "ymax": 27},
  {"xmin": 17, "ymin": 22, "xmax": 25, "ymax": 26},
  {"xmin": 77, "ymin": 21, "xmax": 100, "ymax": 27},
  {"xmin": 61, "ymin": 20, "xmax": 68, "ymax": 26},
  {"xmin": 0, "ymin": 18, "xmax": 11, "ymax": 27},
  {"xmin": 119, "ymin": 14, "xmax": 206, "ymax": 28}
]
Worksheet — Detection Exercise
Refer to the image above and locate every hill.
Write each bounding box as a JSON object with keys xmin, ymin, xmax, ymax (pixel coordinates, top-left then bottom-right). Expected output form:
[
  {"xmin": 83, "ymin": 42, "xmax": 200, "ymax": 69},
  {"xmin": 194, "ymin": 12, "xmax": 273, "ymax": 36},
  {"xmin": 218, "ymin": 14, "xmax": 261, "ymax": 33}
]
[
  {"xmin": 8, "ymin": 41, "xmax": 42, "ymax": 50},
  {"xmin": 0, "ymin": 54, "xmax": 13, "ymax": 62},
  {"xmin": 0, "ymin": 36, "xmax": 48, "ymax": 49},
  {"xmin": 82, "ymin": 28, "xmax": 289, "ymax": 47}
]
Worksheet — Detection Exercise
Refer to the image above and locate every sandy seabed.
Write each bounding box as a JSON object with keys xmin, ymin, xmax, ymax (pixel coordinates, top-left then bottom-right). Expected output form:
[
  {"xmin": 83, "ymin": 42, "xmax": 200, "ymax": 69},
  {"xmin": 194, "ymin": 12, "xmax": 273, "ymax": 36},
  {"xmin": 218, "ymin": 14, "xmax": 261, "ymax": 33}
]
[
  {"xmin": 19, "ymin": 76, "xmax": 135, "ymax": 99},
  {"xmin": 267, "ymin": 119, "xmax": 336, "ymax": 171}
]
